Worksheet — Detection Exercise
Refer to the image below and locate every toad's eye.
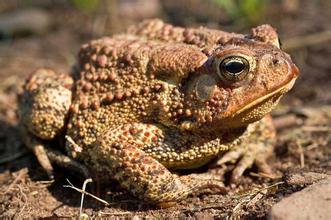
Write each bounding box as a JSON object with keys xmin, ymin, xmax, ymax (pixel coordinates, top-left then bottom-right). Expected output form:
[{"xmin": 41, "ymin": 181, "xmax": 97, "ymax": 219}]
[{"xmin": 217, "ymin": 56, "xmax": 250, "ymax": 82}]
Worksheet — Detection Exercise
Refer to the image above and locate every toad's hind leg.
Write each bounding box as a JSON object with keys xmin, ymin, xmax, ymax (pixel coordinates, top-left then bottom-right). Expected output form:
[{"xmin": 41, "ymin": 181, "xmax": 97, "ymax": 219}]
[
  {"xmin": 19, "ymin": 69, "xmax": 75, "ymax": 177},
  {"xmin": 91, "ymin": 123, "xmax": 225, "ymax": 206}
]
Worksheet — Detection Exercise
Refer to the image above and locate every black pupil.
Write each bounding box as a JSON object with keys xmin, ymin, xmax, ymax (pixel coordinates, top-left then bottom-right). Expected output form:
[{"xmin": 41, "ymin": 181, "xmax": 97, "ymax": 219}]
[{"xmin": 223, "ymin": 60, "xmax": 245, "ymax": 74}]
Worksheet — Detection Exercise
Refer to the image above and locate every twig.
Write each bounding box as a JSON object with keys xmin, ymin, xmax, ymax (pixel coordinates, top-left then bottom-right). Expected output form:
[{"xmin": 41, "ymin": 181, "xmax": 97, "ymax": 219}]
[
  {"xmin": 245, "ymin": 192, "xmax": 264, "ymax": 207},
  {"xmin": 249, "ymin": 172, "xmax": 282, "ymax": 180},
  {"xmin": 63, "ymin": 179, "xmax": 110, "ymax": 206},
  {"xmin": 302, "ymin": 126, "xmax": 331, "ymax": 132},
  {"xmin": 16, "ymin": 184, "xmax": 28, "ymax": 217},
  {"xmin": 36, "ymin": 180, "xmax": 55, "ymax": 184},
  {"xmin": 296, "ymin": 140, "xmax": 305, "ymax": 168},
  {"xmin": 230, "ymin": 181, "xmax": 284, "ymax": 218},
  {"xmin": 306, "ymin": 143, "xmax": 319, "ymax": 151},
  {"xmin": 98, "ymin": 211, "xmax": 132, "ymax": 216},
  {"xmin": 80, "ymin": 178, "xmax": 93, "ymax": 217},
  {"xmin": 182, "ymin": 181, "xmax": 285, "ymax": 214},
  {"xmin": 232, "ymin": 197, "xmax": 250, "ymax": 212},
  {"xmin": 273, "ymin": 114, "xmax": 302, "ymax": 130},
  {"xmin": 283, "ymin": 30, "xmax": 331, "ymax": 51},
  {"xmin": 232, "ymin": 181, "xmax": 284, "ymax": 199},
  {"xmin": 65, "ymin": 135, "xmax": 83, "ymax": 153}
]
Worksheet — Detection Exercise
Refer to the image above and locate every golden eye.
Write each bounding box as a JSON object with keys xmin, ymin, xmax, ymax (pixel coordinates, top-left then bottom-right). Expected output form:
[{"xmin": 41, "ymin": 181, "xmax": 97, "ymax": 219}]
[{"xmin": 217, "ymin": 56, "xmax": 250, "ymax": 82}]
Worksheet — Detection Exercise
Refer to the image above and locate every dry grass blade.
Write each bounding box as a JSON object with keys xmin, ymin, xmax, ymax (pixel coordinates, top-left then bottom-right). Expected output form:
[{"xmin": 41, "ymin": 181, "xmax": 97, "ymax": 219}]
[
  {"xmin": 63, "ymin": 179, "xmax": 110, "ymax": 206},
  {"xmin": 302, "ymin": 126, "xmax": 331, "ymax": 132},
  {"xmin": 98, "ymin": 211, "xmax": 132, "ymax": 216},
  {"xmin": 295, "ymin": 140, "xmax": 305, "ymax": 168},
  {"xmin": 65, "ymin": 135, "xmax": 83, "ymax": 153},
  {"xmin": 273, "ymin": 114, "xmax": 303, "ymax": 130},
  {"xmin": 232, "ymin": 181, "xmax": 284, "ymax": 200},
  {"xmin": 249, "ymin": 172, "xmax": 282, "ymax": 180},
  {"xmin": 79, "ymin": 178, "xmax": 93, "ymax": 217},
  {"xmin": 16, "ymin": 184, "xmax": 28, "ymax": 217},
  {"xmin": 230, "ymin": 181, "xmax": 284, "ymax": 218}
]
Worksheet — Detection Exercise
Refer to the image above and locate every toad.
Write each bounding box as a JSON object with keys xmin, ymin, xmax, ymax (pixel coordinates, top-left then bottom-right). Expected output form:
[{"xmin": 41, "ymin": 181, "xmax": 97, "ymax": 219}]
[{"xmin": 19, "ymin": 19, "xmax": 299, "ymax": 206}]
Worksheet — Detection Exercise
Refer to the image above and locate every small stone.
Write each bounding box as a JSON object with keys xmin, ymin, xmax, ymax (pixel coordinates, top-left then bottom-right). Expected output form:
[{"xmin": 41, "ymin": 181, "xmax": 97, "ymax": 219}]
[{"xmin": 284, "ymin": 170, "xmax": 328, "ymax": 186}]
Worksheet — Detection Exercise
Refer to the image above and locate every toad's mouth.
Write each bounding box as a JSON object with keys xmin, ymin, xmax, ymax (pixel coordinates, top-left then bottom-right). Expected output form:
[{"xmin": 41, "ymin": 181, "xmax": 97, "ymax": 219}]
[
  {"xmin": 234, "ymin": 77, "xmax": 297, "ymax": 117},
  {"xmin": 213, "ymin": 77, "xmax": 297, "ymax": 128}
]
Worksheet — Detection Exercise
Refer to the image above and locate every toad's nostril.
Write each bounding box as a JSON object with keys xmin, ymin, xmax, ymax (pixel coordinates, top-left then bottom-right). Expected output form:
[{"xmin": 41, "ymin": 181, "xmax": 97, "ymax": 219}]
[{"xmin": 272, "ymin": 58, "xmax": 280, "ymax": 65}]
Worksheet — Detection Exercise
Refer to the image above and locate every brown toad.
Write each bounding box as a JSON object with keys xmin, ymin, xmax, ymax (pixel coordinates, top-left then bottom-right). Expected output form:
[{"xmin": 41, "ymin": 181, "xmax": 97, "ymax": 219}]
[{"xmin": 19, "ymin": 19, "xmax": 299, "ymax": 206}]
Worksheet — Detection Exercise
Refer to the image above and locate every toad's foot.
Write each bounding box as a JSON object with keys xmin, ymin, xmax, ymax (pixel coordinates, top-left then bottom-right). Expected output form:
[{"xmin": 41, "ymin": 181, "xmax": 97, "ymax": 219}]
[
  {"xmin": 216, "ymin": 142, "xmax": 273, "ymax": 182},
  {"xmin": 22, "ymin": 131, "xmax": 54, "ymax": 178},
  {"xmin": 179, "ymin": 173, "xmax": 226, "ymax": 194},
  {"xmin": 22, "ymin": 131, "xmax": 90, "ymax": 179},
  {"xmin": 159, "ymin": 174, "xmax": 226, "ymax": 208}
]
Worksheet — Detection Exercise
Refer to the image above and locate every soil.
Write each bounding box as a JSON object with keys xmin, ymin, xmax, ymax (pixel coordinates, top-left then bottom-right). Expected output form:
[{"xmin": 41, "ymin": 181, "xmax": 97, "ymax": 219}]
[{"xmin": 0, "ymin": 0, "xmax": 330, "ymax": 219}]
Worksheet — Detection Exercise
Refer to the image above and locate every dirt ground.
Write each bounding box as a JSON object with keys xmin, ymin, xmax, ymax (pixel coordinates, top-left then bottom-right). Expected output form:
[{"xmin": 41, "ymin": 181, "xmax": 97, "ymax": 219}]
[{"xmin": 0, "ymin": 0, "xmax": 330, "ymax": 219}]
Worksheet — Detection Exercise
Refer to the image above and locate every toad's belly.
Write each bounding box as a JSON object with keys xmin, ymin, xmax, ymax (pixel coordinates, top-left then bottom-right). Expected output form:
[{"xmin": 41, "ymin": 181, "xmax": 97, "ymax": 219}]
[{"xmin": 144, "ymin": 133, "xmax": 233, "ymax": 170}]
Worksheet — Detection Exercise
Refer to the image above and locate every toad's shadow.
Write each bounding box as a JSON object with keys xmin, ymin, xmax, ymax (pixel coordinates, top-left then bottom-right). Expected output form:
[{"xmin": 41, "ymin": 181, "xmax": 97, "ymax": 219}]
[{"xmin": 0, "ymin": 120, "xmax": 31, "ymax": 174}]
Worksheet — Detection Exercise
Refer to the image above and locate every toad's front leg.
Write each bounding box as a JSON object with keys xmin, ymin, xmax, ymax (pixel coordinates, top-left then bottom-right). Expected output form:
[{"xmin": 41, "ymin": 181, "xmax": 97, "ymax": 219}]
[
  {"xmin": 216, "ymin": 115, "xmax": 276, "ymax": 182},
  {"xmin": 90, "ymin": 123, "xmax": 224, "ymax": 207},
  {"xmin": 19, "ymin": 69, "xmax": 88, "ymax": 178}
]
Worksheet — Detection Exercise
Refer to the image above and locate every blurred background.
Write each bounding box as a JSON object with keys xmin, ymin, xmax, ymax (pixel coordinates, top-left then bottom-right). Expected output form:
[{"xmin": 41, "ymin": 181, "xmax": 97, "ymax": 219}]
[{"xmin": 0, "ymin": 0, "xmax": 331, "ymax": 218}]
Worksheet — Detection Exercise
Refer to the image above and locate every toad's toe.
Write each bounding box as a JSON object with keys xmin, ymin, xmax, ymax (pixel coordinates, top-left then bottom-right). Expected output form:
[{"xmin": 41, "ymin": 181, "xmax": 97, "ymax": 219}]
[
  {"xmin": 230, "ymin": 151, "xmax": 256, "ymax": 182},
  {"xmin": 215, "ymin": 147, "xmax": 246, "ymax": 165}
]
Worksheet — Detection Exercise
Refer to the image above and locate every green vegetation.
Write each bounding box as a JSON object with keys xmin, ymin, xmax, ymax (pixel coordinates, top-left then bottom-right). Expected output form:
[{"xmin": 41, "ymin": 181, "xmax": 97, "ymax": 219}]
[
  {"xmin": 72, "ymin": 0, "xmax": 100, "ymax": 13},
  {"xmin": 212, "ymin": 0, "xmax": 268, "ymax": 24}
]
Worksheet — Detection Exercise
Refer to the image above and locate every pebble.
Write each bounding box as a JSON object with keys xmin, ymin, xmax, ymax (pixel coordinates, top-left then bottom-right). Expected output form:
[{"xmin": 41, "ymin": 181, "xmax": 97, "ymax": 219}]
[{"xmin": 269, "ymin": 176, "xmax": 331, "ymax": 220}]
